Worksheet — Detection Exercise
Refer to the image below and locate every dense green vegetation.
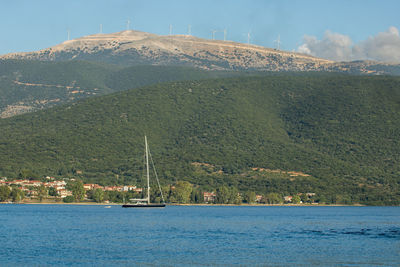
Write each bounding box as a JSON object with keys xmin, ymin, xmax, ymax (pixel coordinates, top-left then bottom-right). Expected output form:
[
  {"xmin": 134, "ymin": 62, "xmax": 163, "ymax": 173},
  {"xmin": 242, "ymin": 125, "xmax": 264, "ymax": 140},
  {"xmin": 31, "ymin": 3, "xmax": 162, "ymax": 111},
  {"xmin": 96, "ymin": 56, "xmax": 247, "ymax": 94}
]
[
  {"xmin": 0, "ymin": 74, "xmax": 399, "ymax": 205},
  {"xmin": 0, "ymin": 60, "xmax": 113, "ymax": 112},
  {"xmin": 0, "ymin": 185, "xmax": 25, "ymax": 202},
  {"xmin": 0, "ymin": 59, "xmax": 236, "ymax": 116}
]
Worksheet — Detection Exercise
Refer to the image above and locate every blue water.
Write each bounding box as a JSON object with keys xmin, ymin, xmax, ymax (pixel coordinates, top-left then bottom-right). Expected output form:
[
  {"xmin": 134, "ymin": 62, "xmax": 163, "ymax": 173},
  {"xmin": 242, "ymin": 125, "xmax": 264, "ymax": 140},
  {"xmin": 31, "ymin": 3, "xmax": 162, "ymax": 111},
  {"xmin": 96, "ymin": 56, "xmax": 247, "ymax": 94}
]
[{"xmin": 0, "ymin": 205, "xmax": 399, "ymax": 266}]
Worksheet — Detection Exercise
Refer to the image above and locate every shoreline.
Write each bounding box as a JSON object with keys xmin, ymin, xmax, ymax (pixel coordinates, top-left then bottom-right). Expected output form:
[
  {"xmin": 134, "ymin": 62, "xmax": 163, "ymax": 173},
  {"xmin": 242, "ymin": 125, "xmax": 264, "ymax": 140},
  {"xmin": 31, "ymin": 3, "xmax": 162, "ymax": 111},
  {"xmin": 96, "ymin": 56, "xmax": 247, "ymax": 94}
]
[
  {"xmin": 168, "ymin": 203, "xmax": 368, "ymax": 207},
  {"xmin": 0, "ymin": 201, "xmax": 369, "ymax": 207}
]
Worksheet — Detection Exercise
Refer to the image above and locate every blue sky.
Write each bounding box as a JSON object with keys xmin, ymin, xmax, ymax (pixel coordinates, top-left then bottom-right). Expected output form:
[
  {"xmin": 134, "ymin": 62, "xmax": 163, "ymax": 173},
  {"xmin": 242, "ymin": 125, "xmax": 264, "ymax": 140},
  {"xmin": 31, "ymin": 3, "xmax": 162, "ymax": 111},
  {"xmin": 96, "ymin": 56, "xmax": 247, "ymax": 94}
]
[{"xmin": 1, "ymin": 0, "xmax": 399, "ymax": 61}]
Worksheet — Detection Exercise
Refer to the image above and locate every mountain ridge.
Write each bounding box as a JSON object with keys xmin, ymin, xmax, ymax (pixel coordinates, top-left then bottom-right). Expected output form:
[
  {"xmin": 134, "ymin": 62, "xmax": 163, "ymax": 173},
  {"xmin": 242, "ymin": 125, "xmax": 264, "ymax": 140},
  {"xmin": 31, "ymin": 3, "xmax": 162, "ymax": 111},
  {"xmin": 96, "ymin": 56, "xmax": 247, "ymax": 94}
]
[{"xmin": 4, "ymin": 30, "xmax": 397, "ymax": 74}]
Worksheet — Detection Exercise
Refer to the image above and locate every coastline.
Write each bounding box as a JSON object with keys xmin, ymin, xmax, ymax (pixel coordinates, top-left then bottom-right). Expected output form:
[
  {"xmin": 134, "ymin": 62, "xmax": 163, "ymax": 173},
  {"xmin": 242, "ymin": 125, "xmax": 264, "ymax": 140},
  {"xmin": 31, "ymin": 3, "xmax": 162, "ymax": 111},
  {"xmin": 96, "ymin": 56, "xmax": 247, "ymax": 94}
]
[
  {"xmin": 0, "ymin": 201, "xmax": 367, "ymax": 207},
  {"xmin": 168, "ymin": 203, "xmax": 366, "ymax": 207}
]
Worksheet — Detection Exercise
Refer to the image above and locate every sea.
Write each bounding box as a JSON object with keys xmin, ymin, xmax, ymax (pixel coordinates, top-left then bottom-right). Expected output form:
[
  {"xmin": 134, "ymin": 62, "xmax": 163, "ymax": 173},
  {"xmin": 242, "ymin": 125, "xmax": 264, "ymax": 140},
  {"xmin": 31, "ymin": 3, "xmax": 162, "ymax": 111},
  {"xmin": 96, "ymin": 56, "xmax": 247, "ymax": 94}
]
[{"xmin": 0, "ymin": 205, "xmax": 399, "ymax": 266}]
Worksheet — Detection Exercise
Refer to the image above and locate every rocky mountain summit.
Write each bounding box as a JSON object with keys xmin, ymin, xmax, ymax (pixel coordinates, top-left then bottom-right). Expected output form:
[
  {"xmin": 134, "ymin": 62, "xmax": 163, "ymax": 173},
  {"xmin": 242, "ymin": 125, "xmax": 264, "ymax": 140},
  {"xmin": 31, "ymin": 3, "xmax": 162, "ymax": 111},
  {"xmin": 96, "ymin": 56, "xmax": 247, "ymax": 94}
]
[
  {"xmin": 0, "ymin": 30, "xmax": 342, "ymax": 71},
  {"xmin": 3, "ymin": 30, "xmax": 399, "ymax": 74}
]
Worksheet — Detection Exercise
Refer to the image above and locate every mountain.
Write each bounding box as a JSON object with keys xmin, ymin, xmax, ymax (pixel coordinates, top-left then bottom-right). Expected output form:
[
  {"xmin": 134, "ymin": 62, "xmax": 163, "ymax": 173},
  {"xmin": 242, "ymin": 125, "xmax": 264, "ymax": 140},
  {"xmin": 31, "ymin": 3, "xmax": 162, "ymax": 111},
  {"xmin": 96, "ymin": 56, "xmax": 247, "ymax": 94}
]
[
  {"xmin": 1, "ymin": 30, "xmax": 331, "ymax": 71},
  {"xmin": 2, "ymin": 30, "xmax": 400, "ymax": 118},
  {"xmin": 0, "ymin": 74, "xmax": 399, "ymax": 205},
  {"xmin": 2, "ymin": 30, "xmax": 400, "ymax": 75}
]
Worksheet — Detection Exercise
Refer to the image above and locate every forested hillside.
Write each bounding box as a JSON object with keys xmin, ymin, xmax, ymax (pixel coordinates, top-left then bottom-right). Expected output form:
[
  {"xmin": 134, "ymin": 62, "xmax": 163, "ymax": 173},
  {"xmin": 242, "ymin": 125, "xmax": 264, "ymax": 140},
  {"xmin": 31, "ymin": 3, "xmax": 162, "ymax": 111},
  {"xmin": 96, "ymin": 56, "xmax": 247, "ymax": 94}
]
[
  {"xmin": 0, "ymin": 59, "xmax": 235, "ymax": 117},
  {"xmin": 0, "ymin": 74, "xmax": 399, "ymax": 205}
]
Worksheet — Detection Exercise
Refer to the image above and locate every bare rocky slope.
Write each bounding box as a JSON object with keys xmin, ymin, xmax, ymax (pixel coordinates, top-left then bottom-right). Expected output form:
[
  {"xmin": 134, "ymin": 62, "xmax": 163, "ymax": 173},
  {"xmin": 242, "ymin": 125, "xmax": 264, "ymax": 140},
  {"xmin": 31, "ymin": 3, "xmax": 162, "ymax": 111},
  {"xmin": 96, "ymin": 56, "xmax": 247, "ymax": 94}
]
[{"xmin": 3, "ymin": 30, "xmax": 398, "ymax": 74}]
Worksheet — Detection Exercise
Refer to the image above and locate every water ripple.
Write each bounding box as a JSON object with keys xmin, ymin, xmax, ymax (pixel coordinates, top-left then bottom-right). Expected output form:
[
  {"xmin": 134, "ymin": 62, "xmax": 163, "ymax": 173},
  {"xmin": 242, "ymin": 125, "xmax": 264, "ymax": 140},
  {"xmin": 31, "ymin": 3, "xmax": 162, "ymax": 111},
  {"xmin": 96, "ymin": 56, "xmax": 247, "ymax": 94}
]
[{"xmin": 0, "ymin": 205, "xmax": 399, "ymax": 266}]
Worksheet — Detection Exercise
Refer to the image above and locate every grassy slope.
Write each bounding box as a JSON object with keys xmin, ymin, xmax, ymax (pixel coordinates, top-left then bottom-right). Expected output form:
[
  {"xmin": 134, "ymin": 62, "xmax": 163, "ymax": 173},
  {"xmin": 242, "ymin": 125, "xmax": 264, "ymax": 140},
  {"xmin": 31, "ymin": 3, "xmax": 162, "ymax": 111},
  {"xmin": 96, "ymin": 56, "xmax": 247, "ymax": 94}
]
[{"xmin": 0, "ymin": 74, "xmax": 399, "ymax": 204}]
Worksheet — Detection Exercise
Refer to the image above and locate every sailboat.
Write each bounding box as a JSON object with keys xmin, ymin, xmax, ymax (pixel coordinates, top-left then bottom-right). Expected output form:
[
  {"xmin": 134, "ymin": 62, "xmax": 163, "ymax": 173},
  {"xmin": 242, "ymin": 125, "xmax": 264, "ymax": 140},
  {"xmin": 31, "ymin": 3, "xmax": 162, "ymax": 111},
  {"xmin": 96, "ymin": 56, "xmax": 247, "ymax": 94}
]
[{"xmin": 122, "ymin": 136, "xmax": 166, "ymax": 208}]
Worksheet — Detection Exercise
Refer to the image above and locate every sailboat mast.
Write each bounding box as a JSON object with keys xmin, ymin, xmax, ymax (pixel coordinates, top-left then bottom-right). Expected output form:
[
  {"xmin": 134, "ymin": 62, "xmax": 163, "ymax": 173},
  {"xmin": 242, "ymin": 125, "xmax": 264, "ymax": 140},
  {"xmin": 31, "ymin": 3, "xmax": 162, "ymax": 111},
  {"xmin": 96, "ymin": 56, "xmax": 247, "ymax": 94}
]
[
  {"xmin": 145, "ymin": 135, "xmax": 150, "ymax": 204},
  {"xmin": 122, "ymin": 136, "xmax": 165, "ymax": 208}
]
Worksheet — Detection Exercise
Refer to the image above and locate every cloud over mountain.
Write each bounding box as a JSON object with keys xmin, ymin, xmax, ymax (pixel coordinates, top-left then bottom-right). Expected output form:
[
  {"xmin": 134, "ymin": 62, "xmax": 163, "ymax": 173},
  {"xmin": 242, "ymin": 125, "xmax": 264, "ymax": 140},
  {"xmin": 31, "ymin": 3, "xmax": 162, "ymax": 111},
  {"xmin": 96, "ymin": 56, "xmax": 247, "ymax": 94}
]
[
  {"xmin": 297, "ymin": 31, "xmax": 353, "ymax": 61},
  {"xmin": 298, "ymin": 27, "xmax": 400, "ymax": 62}
]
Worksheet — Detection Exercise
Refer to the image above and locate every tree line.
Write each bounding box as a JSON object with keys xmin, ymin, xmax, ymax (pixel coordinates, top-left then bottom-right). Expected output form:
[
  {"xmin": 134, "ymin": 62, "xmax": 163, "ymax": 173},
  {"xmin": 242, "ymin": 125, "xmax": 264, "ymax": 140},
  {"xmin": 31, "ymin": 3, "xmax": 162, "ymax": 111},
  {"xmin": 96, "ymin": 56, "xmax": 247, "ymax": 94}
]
[{"xmin": 1, "ymin": 179, "xmax": 392, "ymax": 206}]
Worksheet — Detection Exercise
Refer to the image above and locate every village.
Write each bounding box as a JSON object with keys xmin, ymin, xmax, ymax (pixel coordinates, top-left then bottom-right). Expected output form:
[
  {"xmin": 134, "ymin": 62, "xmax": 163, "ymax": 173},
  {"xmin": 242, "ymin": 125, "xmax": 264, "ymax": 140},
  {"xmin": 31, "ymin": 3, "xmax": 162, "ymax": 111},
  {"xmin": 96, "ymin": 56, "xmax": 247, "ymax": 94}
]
[
  {"xmin": 0, "ymin": 176, "xmax": 317, "ymax": 204},
  {"xmin": 0, "ymin": 176, "xmax": 141, "ymax": 200}
]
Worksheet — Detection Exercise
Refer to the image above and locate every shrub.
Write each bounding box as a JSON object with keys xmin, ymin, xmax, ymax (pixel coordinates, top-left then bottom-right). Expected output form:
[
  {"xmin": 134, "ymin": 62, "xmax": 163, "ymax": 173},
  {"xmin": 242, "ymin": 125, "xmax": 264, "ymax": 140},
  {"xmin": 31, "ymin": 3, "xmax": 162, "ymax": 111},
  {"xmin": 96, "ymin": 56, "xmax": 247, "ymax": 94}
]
[{"xmin": 63, "ymin": 196, "xmax": 74, "ymax": 203}]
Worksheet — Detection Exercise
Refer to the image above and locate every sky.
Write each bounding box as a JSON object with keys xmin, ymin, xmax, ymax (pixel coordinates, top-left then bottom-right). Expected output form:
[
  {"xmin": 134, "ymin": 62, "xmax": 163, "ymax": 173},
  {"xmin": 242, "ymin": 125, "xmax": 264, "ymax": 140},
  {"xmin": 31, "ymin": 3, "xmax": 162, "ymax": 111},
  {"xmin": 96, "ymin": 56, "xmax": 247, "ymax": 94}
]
[{"xmin": 1, "ymin": 0, "xmax": 400, "ymax": 62}]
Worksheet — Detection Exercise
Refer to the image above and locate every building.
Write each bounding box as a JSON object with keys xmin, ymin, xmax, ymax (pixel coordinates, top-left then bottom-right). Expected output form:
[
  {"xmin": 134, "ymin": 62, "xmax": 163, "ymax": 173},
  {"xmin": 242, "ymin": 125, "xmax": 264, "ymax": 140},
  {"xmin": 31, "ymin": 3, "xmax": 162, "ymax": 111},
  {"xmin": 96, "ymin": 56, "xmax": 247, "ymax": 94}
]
[
  {"xmin": 83, "ymin": 184, "xmax": 97, "ymax": 190},
  {"xmin": 133, "ymin": 187, "xmax": 143, "ymax": 193},
  {"xmin": 10, "ymin": 180, "xmax": 27, "ymax": 185},
  {"xmin": 45, "ymin": 181, "xmax": 66, "ymax": 191},
  {"xmin": 28, "ymin": 180, "xmax": 42, "ymax": 187},
  {"xmin": 284, "ymin": 196, "xmax": 293, "ymax": 202},
  {"xmin": 122, "ymin": 185, "xmax": 137, "ymax": 192},
  {"xmin": 203, "ymin": 192, "xmax": 216, "ymax": 203},
  {"xmin": 58, "ymin": 189, "xmax": 73, "ymax": 198}
]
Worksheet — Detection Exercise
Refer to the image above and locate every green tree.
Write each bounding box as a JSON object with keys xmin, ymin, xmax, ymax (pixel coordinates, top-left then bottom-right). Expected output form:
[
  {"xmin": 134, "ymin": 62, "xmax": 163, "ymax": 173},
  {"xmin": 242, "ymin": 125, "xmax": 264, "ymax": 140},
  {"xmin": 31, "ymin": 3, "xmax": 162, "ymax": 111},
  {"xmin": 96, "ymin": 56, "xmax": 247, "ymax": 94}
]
[
  {"xmin": 191, "ymin": 188, "xmax": 204, "ymax": 203},
  {"xmin": 292, "ymin": 195, "xmax": 301, "ymax": 204},
  {"xmin": 48, "ymin": 187, "xmax": 58, "ymax": 197},
  {"xmin": 314, "ymin": 194, "xmax": 326, "ymax": 204},
  {"xmin": 36, "ymin": 184, "xmax": 47, "ymax": 202},
  {"xmin": 11, "ymin": 188, "xmax": 25, "ymax": 203},
  {"xmin": 172, "ymin": 181, "xmax": 193, "ymax": 203},
  {"xmin": 264, "ymin": 193, "xmax": 282, "ymax": 204},
  {"xmin": 228, "ymin": 187, "xmax": 242, "ymax": 205},
  {"xmin": 63, "ymin": 195, "xmax": 74, "ymax": 203},
  {"xmin": 150, "ymin": 186, "xmax": 164, "ymax": 203},
  {"xmin": 67, "ymin": 180, "xmax": 85, "ymax": 202},
  {"xmin": 0, "ymin": 185, "xmax": 11, "ymax": 202},
  {"xmin": 93, "ymin": 188, "xmax": 104, "ymax": 203},
  {"xmin": 18, "ymin": 169, "xmax": 38, "ymax": 179},
  {"xmin": 215, "ymin": 186, "xmax": 230, "ymax": 204},
  {"xmin": 57, "ymin": 165, "xmax": 68, "ymax": 176},
  {"xmin": 244, "ymin": 191, "xmax": 256, "ymax": 204},
  {"xmin": 106, "ymin": 191, "xmax": 124, "ymax": 203},
  {"xmin": 300, "ymin": 194, "xmax": 308, "ymax": 203},
  {"xmin": 337, "ymin": 194, "xmax": 353, "ymax": 205}
]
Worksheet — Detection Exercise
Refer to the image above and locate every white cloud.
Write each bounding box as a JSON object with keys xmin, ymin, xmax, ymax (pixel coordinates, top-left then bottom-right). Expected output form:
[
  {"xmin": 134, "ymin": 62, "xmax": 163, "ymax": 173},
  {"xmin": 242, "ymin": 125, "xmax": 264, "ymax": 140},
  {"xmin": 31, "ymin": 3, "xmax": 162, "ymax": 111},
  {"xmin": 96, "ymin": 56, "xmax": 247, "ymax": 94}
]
[
  {"xmin": 298, "ymin": 31, "xmax": 352, "ymax": 61},
  {"xmin": 353, "ymin": 26, "xmax": 400, "ymax": 62},
  {"xmin": 298, "ymin": 27, "xmax": 400, "ymax": 63}
]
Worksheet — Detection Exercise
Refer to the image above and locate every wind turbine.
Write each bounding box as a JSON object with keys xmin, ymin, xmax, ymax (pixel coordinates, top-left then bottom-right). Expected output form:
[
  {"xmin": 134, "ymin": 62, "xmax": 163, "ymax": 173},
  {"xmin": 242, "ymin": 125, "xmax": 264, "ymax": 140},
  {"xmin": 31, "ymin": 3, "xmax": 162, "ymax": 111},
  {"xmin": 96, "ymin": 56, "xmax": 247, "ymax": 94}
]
[
  {"xmin": 188, "ymin": 24, "xmax": 192, "ymax": 36},
  {"xmin": 274, "ymin": 34, "xmax": 281, "ymax": 50},
  {"xmin": 169, "ymin": 24, "xmax": 173, "ymax": 35},
  {"xmin": 67, "ymin": 29, "xmax": 70, "ymax": 41},
  {"xmin": 212, "ymin": 30, "xmax": 217, "ymax": 40},
  {"xmin": 99, "ymin": 24, "xmax": 103, "ymax": 34},
  {"xmin": 224, "ymin": 29, "xmax": 227, "ymax": 41},
  {"xmin": 126, "ymin": 20, "xmax": 131, "ymax": 30},
  {"xmin": 247, "ymin": 32, "xmax": 251, "ymax": 44}
]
